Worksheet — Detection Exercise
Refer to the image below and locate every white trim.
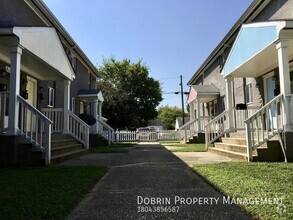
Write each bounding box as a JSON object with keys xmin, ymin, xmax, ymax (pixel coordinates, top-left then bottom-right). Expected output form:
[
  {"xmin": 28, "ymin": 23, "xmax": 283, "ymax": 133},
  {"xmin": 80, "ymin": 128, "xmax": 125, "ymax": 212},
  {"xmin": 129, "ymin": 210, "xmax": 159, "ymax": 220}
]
[
  {"xmin": 47, "ymin": 87, "xmax": 55, "ymax": 107},
  {"xmin": 245, "ymin": 83, "xmax": 253, "ymax": 104},
  {"xmin": 71, "ymin": 97, "xmax": 75, "ymax": 113},
  {"xmin": 262, "ymin": 71, "xmax": 275, "ymax": 104}
]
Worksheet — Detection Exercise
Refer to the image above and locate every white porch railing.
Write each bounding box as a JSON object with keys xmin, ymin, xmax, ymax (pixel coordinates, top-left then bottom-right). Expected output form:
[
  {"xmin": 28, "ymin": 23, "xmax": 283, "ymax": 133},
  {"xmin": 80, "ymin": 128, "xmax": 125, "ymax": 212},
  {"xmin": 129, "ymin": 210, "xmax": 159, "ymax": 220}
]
[
  {"xmin": 205, "ymin": 110, "xmax": 230, "ymax": 149},
  {"xmin": 159, "ymin": 130, "xmax": 179, "ymax": 141},
  {"xmin": 42, "ymin": 108, "xmax": 63, "ymax": 132},
  {"xmin": 96, "ymin": 118, "xmax": 114, "ymax": 145},
  {"xmin": 115, "ymin": 130, "xmax": 138, "ymax": 143},
  {"xmin": 0, "ymin": 92, "xmax": 9, "ymax": 132},
  {"xmin": 245, "ymin": 94, "xmax": 284, "ymax": 161},
  {"xmin": 234, "ymin": 106, "xmax": 260, "ymax": 130},
  {"xmin": 67, "ymin": 110, "xmax": 90, "ymax": 149},
  {"xmin": 18, "ymin": 95, "xmax": 53, "ymax": 165},
  {"xmin": 178, "ymin": 117, "xmax": 212, "ymax": 142},
  {"xmin": 114, "ymin": 130, "xmax": 180, "ymax": 142}
]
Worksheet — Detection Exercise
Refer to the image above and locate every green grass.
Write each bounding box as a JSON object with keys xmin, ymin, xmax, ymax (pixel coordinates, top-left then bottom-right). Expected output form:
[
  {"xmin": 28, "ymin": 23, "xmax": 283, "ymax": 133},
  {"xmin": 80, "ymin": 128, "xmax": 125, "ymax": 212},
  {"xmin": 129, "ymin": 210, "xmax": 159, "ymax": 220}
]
[
  {"xmin": 162, "ymin": 143, "xmax": 206, "ymax": 152},
  {"xmin": 193, "ymin": 162, "xmax": 293, "ymax": 220},
  {"xmin": 89, "ymin": 143, "xmax": 137, "ymax": 153},
  {"xmin": 0, "ymin": 166, "xmax": 108, "ymax": 220}
]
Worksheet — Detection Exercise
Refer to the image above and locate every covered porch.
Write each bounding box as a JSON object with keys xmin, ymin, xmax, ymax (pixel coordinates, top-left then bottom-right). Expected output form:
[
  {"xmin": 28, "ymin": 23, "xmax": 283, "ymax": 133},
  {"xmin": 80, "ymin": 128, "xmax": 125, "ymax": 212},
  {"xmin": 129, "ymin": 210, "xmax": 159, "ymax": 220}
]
[
  {"xmin": 178, "ymin": 85, "xmax": 218, "ymax": 142},
  {"xmin": 213, "ymin": 20, "xmax": 293, "ymax": 161},
  {"xmin": 0, "ymin": 27, "xmax": 81, "ymax": 165}
]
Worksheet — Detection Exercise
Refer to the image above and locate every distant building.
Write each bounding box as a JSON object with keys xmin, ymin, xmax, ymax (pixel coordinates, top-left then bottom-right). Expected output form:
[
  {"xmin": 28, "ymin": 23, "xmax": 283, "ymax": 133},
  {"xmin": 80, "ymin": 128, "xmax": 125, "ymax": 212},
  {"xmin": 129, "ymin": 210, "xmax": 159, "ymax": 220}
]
[{"xmin": 147, "ymin": 118, "xmax": 163, "ymax": 131}]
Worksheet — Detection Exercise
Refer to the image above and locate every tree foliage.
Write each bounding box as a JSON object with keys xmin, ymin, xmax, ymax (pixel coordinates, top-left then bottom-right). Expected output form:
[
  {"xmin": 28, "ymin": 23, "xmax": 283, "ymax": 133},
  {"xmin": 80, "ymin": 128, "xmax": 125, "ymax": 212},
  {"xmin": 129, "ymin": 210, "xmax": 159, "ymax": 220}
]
[
  {"xmin": 158, "ymin": 106, "xmax": 188, "ymax": 130},
  {"xmin": 97, "ymin": 58, "xmax": 162, "ymax": 129}
]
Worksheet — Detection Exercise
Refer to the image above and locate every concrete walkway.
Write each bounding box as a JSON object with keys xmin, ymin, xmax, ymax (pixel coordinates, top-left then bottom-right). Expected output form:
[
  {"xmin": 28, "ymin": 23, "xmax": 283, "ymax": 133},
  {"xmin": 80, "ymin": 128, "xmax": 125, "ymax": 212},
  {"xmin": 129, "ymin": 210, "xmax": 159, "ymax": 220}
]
[{"xmin": 64, "ymin": 144, "xmax": 251, "ymax": 220}]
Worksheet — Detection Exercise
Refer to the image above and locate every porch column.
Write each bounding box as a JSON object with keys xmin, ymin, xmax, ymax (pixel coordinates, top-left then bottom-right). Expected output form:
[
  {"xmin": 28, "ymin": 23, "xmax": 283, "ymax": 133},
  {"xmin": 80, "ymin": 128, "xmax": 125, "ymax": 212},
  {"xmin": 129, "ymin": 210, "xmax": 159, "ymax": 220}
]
[
  {"xmin": 189, "ymin": 102, "xmax": 195, "ymax": 120},
  {"xmin": 225, "ymin": 77, "xmax": 234, "ymax": 130},
  {"xmin": 92, "ymin": 100, "xmax": 98, "ymax": 134},
  {"xmin": 196, "ymin": 98, "xmax": 201, "ymax": 131},
  {"xmin": 63, "ymin": 80, "xmax": 71, "ymax": 133},
  {"xmin": 98, "ymin": 101, "xmax": 102, "ymax": 133},
  {"xmin": 7, "ymin": 45, "xmax": 22, "ymax": 135},
  {"xmin": 276, "ymin": 40, "xmax": 291, "ymax": 130}
]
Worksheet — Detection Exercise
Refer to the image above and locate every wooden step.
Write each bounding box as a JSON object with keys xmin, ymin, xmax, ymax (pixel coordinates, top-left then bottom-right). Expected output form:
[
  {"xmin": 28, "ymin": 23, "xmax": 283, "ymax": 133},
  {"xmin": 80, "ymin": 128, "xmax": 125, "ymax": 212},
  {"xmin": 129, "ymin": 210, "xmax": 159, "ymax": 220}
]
[{"xmin": 51, "ymin": 149, "xmax": 87, "ymax": 164}]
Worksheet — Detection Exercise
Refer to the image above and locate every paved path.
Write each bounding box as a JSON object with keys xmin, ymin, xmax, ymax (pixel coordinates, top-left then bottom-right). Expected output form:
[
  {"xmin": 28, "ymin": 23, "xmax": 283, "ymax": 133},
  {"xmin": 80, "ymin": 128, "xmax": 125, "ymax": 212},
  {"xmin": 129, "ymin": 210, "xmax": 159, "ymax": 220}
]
[{"xmin": 66, "ymin": 144, "xmax": 251, "ymax": 220}]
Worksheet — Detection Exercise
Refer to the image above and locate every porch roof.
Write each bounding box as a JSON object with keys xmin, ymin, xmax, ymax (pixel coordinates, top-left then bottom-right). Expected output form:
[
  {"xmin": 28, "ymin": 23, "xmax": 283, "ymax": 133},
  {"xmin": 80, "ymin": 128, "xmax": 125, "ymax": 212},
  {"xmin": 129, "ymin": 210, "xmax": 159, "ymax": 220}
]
[
  {"xmin": 188, "ymin": 85, "xmax": 219, "ymax": 104},
  {"xmin": 0, "ymin": 27, "xmax": 75, "ymax": 81},
  {"xmin": 222, "ymin": 20, "xmax": 293, "ymax": 78},
  {"xmin": 78, "ymin": 89, "xmax": 104, "ymax": 102}
]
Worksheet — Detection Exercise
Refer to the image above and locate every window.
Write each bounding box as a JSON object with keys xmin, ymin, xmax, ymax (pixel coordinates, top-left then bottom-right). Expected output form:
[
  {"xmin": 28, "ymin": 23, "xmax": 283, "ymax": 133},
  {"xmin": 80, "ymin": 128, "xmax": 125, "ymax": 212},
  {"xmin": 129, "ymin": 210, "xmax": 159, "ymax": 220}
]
[
  {"xmin": 48, "ymin": 87, "xmax": 54, "ymax": 107},
  {"xmin": 71, "ymin": 98, "xmax": 75, "ymax": 113},
  {"xmin": 245, "ymin": 84, "xmax": 253, "ymax": 103},
  {"xmin": 214, "ymin": 100, "xmax": 218, "ymax": 116}
]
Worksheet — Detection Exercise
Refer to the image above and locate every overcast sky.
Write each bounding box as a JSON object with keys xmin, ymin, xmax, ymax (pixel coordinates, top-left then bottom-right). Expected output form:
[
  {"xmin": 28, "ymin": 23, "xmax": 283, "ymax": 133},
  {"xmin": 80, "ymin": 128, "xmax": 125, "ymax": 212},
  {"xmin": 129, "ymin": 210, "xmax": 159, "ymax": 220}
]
[{"xmin": 43, "ymin": 0, "xmax": 253, "ymax": 109}]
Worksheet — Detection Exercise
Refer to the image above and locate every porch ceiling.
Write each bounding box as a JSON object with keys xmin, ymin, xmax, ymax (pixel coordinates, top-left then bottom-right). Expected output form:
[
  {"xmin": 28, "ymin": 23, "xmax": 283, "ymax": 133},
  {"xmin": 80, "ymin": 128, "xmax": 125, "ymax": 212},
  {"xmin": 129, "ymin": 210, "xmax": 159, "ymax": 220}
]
[
  {"xmin": 222, "ymin": 20, "xmax": 293, "ymax": 78},
  {"xmin": 78, "ymin": 89, "xmax": 104, "ymax": 102},
  {"xmin": 188, "ymin": 85, "xmax": 219, "ymax": 104},
  {"xmin": 0, "ymin": 27, "xmax": 75, "ymax": 81}
]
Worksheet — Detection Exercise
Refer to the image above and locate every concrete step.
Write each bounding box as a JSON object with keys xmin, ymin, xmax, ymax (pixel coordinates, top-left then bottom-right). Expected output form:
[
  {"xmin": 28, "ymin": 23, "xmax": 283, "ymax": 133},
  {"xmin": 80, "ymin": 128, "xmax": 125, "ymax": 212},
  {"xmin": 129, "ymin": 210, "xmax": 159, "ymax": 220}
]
[
  {"xmin": 221, "ymin": 137, "xmax": 247, "ymax": 145},
  {"xmin": 51, "ymin": 139, "xmax": 80, "ymax": 148},
  {"xmin": 51, "ymin": 144, "xmax": 84, "ymax": 157},
  {"xmin": 208, "ymin": 147, "xmax": 247, "ymax": 161},
  {"xmin": 214, "ymin": 142, "xmax": 247, "ymax": 154},
  {"xmin": 229, "ymin": 132, "xmax": 247, "ymax": 138},
  {"xmin": 51, "ymin": 149, "xmax": 87, "ymax": 164}
]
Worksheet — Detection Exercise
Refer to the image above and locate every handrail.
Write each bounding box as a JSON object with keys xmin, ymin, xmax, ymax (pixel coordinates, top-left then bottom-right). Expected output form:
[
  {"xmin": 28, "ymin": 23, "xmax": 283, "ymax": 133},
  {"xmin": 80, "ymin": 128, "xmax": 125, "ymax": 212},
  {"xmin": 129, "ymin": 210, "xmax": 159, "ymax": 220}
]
[
  {"xmin": 205, "ymin": 110, "xmax": 230, "ymax": 149},
  {"xmin": 244, "ymin": 94, "xmax": 284, "ymax": 161},
  {"xmin": 67, "ymin": 110, "xmax": 90, "ymax": 149},
  {"xmin": 96, "ymin": 118, "xmax": 114, "ymax": 145},
  {"xmin": 178, "ymin": 118, "xmax": 197, "ymax": 142},
  {"xmin": 245, "ymin": 93, "xmax": 283, "ymax": 122},
  {"xmin": 178, "ymin": 116, "xmax": 213, "ymax": 142},
  {"xmin": 18, "ymin": 95, "xmax": 53, "ymax": 165}
]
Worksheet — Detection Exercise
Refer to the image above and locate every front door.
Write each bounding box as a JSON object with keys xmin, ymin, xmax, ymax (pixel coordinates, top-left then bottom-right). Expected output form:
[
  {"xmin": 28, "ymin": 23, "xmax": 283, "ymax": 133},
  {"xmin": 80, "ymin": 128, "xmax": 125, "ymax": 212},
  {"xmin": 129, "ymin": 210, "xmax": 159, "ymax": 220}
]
[
  {"xmin": 264, "ymin": 73, "xmax": 277, "ymax": 129},
  {"xmin": 26, "ymin": 76, "xmax": 37, "ymax": 131}
]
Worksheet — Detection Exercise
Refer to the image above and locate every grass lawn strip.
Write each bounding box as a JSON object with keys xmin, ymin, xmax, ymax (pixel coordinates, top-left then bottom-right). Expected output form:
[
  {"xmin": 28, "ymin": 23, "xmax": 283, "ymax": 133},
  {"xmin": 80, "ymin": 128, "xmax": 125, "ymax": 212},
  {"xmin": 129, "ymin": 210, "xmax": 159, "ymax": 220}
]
[
  {"xmin": 162, "ymin": 142, "xmax": 206, "ymax": 152},
  {"xmin": 89, "ymin": 143, "xmax": 137, "ymax": 153},
  {"xmin": 0, "ymin": 166, "xmax": 108, "ymax": 220},
  {"xmin": 193, "ymin": 162, "xmax": 292, "ymax": 220}
]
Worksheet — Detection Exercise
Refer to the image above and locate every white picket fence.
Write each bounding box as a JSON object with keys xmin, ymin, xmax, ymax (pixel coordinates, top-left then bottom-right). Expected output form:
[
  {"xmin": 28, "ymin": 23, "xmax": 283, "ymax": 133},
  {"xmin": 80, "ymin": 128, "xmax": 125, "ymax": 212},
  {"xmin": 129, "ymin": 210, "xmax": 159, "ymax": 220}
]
[{"xmin": 114, "ymin": 130, "xmax": 179, "ymax": 142}]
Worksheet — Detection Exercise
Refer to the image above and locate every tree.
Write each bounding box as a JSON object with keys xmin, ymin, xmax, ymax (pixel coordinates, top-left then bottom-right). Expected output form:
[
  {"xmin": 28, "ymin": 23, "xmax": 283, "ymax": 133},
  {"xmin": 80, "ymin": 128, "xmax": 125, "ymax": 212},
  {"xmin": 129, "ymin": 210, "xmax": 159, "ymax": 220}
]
[
  {"xmin": 97, "ymin": 58, "xmax": 162, "ymax": 129},
  {"xmin": 158, "ymin": 106, "xmax": 188, "ymax": 130}
]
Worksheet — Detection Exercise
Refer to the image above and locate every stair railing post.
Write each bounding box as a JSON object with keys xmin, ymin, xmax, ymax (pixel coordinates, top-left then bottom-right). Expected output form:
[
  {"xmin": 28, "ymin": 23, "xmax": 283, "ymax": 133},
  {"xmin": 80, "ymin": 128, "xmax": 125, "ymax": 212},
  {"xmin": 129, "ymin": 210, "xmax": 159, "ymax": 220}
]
[
  {"xmin": 44, "ymin": 120, "xmax": 52, "ymax": 165},
  {"xmin": 245, "ymin": 119, "xmax": 253, "ymax": 162}
]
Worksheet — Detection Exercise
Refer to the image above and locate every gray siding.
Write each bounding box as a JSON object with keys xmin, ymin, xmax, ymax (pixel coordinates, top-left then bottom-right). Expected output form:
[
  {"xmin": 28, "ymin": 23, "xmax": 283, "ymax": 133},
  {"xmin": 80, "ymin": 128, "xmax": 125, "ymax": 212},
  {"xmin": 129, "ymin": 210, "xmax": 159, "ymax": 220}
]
[
  {"xmin": 254, "ymin": 0, "xmax": 293, "ymax": 21},
  {"xmin": 0, "ymin": 0, "xmax": 45, "ymax": 27}
]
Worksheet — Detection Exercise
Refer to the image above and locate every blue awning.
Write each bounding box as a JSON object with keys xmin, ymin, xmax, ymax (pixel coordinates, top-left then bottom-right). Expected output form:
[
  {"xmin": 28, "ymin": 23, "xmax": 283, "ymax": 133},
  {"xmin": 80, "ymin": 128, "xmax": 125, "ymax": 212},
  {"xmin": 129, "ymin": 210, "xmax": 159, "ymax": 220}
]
[{"xmin": 222, "ymin": 21, "xmax": 293, "ymax": 78}]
